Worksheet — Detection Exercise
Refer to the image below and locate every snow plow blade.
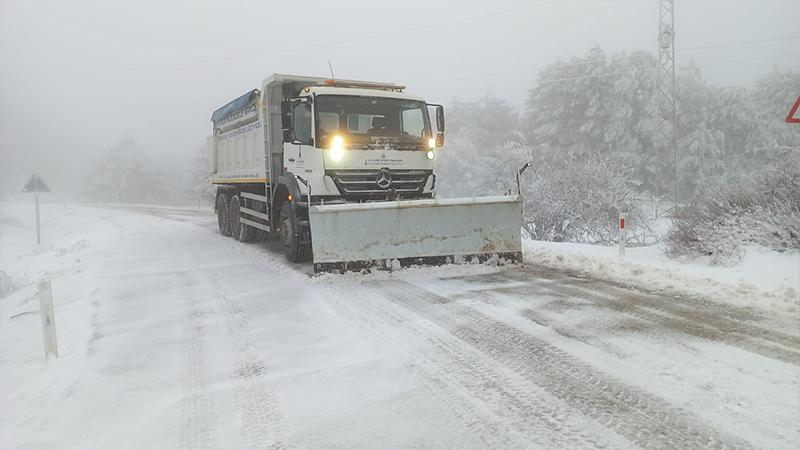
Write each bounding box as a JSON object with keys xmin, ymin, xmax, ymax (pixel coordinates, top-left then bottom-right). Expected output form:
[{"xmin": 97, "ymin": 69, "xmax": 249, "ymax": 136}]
[{"xmin": 309, "ymin": 195, "xmax": 522, "ymax": 273}]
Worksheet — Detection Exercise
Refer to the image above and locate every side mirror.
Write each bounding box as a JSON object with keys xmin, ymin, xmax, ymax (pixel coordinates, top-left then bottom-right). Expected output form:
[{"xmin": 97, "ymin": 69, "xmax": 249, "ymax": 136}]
[
  {"xmin": 435, "ymin": 105, "xmax": 445, "ymax": 132},
  {"xmin": 281, "ymin": 101, "xmax": 294, "ymax": 143},
  {"xmin": 435, "ymin": 133, "xmax": 444, "ymax": 147}
]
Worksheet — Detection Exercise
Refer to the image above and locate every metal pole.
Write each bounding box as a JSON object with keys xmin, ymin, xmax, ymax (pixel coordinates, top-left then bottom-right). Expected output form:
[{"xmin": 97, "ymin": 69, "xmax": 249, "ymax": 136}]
[
  {"xmin": 657, "ymin": 0, "xmax": 677, "ymax": 208},
  {"xmin": 35, "ymin": 177, "xmax": 41, "ymax": 245},
  {"xmin": 671, "ymin": 7, "xmax": 679, "ymax": 208}
]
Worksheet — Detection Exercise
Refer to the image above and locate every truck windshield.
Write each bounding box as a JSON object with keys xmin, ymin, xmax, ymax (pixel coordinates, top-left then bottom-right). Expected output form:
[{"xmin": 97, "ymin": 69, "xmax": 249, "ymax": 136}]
[{"xmin": 315, "ymin": 95, "xmax": 431, "ymax": 150}]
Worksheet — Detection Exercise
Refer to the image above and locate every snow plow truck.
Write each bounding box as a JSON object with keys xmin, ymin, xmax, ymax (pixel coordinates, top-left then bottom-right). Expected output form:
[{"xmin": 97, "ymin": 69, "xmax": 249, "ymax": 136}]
[{"xmin": 208, "ymin": 74, "xmax": 522, "ymax": 272}]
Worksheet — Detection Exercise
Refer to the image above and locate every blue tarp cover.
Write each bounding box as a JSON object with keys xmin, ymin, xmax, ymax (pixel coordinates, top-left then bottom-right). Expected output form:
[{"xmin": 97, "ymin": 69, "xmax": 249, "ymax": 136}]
[{"xmin": 211, "ymin": 89, "xmax": 258, "ymax": 123}]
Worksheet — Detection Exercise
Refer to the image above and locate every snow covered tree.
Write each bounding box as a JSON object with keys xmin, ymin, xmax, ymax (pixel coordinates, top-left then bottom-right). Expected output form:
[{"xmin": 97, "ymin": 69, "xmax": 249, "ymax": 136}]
[
  {"xmin": 677, "ymin": 126, "xmax": 724, "ymax": 198},
  {"xmin": 447, "ymin": 95, "xmax": 519, "ymax": 150},
  {"xmin": 432, "ymin": 52, "xmax": 797, "ymax": 247},
  {"xmin": 89, "ymin": 137, "xmax": 176, "ymax": 205},
  {"xmin": 523, "ymin": 48, "xmax": 665, "ymax": 193},
  {"xmin": 188, "ymin": 145, "xmax": 215, "ymax": 207},
  {"xmin": 745, "ymin": 69, "xmax": 800, "ymax": 168},
  {"xmin": 436, "ymin": 96, "xmax": 520, "ymax": 198}
]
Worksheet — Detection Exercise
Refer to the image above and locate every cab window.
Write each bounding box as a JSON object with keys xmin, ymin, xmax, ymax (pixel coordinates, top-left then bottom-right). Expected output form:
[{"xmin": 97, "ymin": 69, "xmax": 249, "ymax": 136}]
[{"xmin": 293, "ymin": 101, "xmax": 312, "ymax": 145}]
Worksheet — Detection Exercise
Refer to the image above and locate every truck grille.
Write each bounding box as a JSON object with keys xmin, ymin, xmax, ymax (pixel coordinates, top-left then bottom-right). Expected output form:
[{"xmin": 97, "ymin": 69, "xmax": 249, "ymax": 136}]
[{"xmin": 327, "ymin": 169, "xmax": 432, "ymax": 200}]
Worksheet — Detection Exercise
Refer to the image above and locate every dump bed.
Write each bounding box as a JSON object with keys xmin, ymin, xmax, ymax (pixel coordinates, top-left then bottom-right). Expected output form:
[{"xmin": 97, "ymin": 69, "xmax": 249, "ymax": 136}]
[{"xmin": 208, "ymin": 90, "xmax": 267, "ymax": 184}]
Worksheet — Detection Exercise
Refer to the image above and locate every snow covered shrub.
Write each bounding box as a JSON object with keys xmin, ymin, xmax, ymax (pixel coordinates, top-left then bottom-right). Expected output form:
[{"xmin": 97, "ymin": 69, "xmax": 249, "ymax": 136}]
[
  {"xmin": 438, "ymin": 131, "xmax": 654, "ymax": 245},
  {"xmin": 665, "ymin": 159, "xmax": 800, "ymax": 264},
  {"xmin": 0, "ymin": 270, "xmax": 24, "ymax": 298},
  {"xmin": 520, "ymin": 150, "xmax": 653, "ymax": 245}
]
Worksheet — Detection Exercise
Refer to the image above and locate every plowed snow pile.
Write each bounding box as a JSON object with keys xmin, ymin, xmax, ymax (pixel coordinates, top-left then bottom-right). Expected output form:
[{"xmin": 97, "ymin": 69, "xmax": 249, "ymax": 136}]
[{"xmin": 524, "ymin": 239, "xmax": 800, "ymax": 315}]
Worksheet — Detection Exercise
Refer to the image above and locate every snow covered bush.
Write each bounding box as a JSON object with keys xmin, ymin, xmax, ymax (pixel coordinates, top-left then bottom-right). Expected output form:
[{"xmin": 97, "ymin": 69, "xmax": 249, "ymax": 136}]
[
  {"xmin": 519, "ymin": 147, "xmax": 653, "ymax": 245},
  {"xmin": 665, "ymin": 158, "xmax": 800, "ymax": 264},
  {"xmin": 0, "ymin": 270, "xmax": 25, "ymax": 298},
  {"xmin": 436, "ymin": 93, "xmax": 655, "ymax": 245},
  {"xmin": 440, "ymin": 133, "xmax": 654, "ymax": 245}
]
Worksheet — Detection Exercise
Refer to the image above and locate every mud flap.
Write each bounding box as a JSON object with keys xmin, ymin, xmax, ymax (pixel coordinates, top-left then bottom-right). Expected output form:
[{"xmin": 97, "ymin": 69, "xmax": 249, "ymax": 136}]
[{"xmin": 308, "ymin": 196, "xmax": 523, "ymax": 272}]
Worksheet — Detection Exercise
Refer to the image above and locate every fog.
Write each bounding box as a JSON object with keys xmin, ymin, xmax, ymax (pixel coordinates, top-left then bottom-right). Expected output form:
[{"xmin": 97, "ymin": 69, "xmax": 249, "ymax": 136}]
[{"xmin": 1, "ymin": 0, "xmax": 797, "ymax": 197}]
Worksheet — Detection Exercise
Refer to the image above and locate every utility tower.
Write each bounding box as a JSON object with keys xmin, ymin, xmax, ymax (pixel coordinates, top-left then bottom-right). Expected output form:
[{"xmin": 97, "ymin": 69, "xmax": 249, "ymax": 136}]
[{"xmin": 656, "ymin": 0, "xmax": 678, "ymax": 206}]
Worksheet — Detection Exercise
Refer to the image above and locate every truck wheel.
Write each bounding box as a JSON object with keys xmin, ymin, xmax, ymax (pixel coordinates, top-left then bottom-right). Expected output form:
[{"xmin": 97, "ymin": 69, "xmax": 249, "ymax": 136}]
[
  {"xmin": 279, "ymin": 202, "xmax": 310, "ymax": 262},
  {"xmin": 216, "ymin": 194, "xmax": 231, "ymax": 236},
  {"xmin": 229, "ymin": 195, "xmax": 256, "ymax": 242}
]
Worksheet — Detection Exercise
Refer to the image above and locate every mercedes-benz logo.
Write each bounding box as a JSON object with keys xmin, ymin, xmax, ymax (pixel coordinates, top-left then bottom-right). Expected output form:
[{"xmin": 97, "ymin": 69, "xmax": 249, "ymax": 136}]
[{"xmin": 376, "ymin": 169, "xmax": 392, "ymax": 189}]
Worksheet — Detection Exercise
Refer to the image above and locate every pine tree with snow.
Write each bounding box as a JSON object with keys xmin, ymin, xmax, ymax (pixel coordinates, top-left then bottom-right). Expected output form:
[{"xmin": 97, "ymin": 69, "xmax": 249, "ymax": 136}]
[{"xmin": 677, "ymin": 126, "xmax": 724, "ymax": 198}]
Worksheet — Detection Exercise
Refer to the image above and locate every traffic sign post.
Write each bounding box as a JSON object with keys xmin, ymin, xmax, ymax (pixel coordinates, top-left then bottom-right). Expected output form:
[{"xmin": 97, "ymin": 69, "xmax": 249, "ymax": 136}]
[{"xmin": 22, "ymin": 175, "xmax": 51, "ymax": 245}]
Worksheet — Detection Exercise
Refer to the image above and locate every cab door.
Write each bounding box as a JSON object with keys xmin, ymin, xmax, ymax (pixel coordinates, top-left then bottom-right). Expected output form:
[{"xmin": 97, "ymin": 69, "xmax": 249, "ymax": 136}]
[{"xmin": 283, "ymin": 97, "xmax": 313, "ymax": 178}]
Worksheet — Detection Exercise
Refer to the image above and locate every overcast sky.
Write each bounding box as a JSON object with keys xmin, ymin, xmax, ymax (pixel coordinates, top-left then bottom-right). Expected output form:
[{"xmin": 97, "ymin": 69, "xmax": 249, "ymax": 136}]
[{"xmin": 1, "ymin": 0, "xmax": 798, "ymax": 195}]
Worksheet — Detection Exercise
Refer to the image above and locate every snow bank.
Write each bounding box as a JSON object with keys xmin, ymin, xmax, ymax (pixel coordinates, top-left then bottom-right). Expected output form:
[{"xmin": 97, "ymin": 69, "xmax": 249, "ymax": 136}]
[{"xmin": 523, "ymin": 239, "xmax": 800, "ymax": 315}]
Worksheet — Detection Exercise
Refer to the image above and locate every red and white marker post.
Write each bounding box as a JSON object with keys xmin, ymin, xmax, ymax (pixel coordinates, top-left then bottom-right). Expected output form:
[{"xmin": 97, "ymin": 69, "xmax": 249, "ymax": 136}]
[{"xmin": 618, "ymin": 213, "xmax": 627, "ymax": 258}]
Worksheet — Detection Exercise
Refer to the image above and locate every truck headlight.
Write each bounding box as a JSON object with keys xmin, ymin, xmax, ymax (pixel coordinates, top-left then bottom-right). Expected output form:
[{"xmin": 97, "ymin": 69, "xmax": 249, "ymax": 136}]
[
  {"xmin": 426, "ymin": 150, "xmax": 436, "ymax": 160},
  {"xmin": 427, "ymin": 138, "xmax": 436, "ymax": 149},
  {"xmin": 329, "ymin": 135, "xmax": 345, "ymax": 161}
]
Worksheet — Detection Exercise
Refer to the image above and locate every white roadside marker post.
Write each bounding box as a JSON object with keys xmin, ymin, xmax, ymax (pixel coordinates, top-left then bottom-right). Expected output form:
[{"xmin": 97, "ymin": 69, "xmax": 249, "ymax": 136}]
[
  {"xmin": 38, "ymin": 280, "xmax": 59, "ymax": 360},
  {"xmin": 618, "ymin": 213, "xmax": 627, "ymax": 258}
]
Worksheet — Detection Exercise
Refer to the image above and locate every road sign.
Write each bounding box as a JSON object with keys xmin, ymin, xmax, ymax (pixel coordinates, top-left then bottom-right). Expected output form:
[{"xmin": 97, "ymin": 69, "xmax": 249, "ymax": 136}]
[
  {"xmin": 22, "ymin": 174, "xmax": 51, "ymax": 244},
  {"xmin": 23, "ymin": 175, "xmax": 51, "ymax": 193},
  {"xmin": 786, "ymin": 97, "xmax": 800, "ymax": 124}
]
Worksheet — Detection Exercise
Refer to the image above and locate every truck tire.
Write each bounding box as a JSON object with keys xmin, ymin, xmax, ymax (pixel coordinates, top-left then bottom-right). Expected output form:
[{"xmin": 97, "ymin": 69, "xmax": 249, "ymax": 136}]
[
  {"xmin": 229, "ymin": 195, "xmax": 257, "ymax": 242},
  {"xmin": 216, "ymin": 193, "xmax": 231, "ymax": 237},
  {"xmin": 279, "ymin": 201, "xmax": 310, "ymax": 262}
]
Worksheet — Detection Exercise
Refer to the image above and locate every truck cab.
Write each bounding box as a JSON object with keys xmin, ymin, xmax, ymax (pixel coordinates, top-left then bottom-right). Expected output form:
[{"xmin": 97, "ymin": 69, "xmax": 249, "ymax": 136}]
[{"xmin": 280, "ymin": 82, "xmax": 445, "ymax": 202}]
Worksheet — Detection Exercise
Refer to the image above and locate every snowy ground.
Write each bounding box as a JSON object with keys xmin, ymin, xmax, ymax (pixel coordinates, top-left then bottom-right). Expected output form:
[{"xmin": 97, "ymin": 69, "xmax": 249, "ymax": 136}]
[
  {"xmin": 1, "ymin": 200, "xmax": 798, "ymax": 449},
  {"xmin": 524, "ymin": 240, "xmax": 800, "ymax": 316}
]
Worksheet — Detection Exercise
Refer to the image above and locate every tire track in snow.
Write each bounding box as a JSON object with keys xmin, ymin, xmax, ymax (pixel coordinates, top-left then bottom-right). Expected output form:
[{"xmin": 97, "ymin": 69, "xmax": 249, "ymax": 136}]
[
  {"xmin": 180, "ymin": 284, "xmax": 219, "ymax": 450},
  {"xmin": 448, "ymin": 288, "xmax": 635, "ymax": 360},
  {"xmin": 375, "ymin": 280, "xmax": 754, "ymax": 450},
  {"xmin": 497, "ymin": 271, "xmax": 800, "ymax": 365},
  {"xmin": 324, "ymin": 284, "xmax": 635, "ymax": 450},
  {"xmin": 517, "ymin": 268, "xmax": 800, "ymax": 346},
  {"xmin": 207, "ymin": 273, "xmax": 287, "ymax": 450}
]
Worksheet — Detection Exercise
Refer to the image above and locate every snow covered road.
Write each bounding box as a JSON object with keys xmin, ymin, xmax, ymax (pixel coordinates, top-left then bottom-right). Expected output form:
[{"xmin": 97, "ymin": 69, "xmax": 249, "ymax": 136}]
[{"xmin": 1, "ymin": 201, "xmax": 798, "ymax": 449}]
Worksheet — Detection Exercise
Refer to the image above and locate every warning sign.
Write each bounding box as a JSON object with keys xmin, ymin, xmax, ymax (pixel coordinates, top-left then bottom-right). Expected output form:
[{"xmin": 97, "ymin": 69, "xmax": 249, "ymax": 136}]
[
  {"xmin": 23, "ymin": 175, "xmax": 51, "ymax": 193},
  {"xmin": 786, "ymin": 96, "xmax": 800, "ymax": 124}
]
